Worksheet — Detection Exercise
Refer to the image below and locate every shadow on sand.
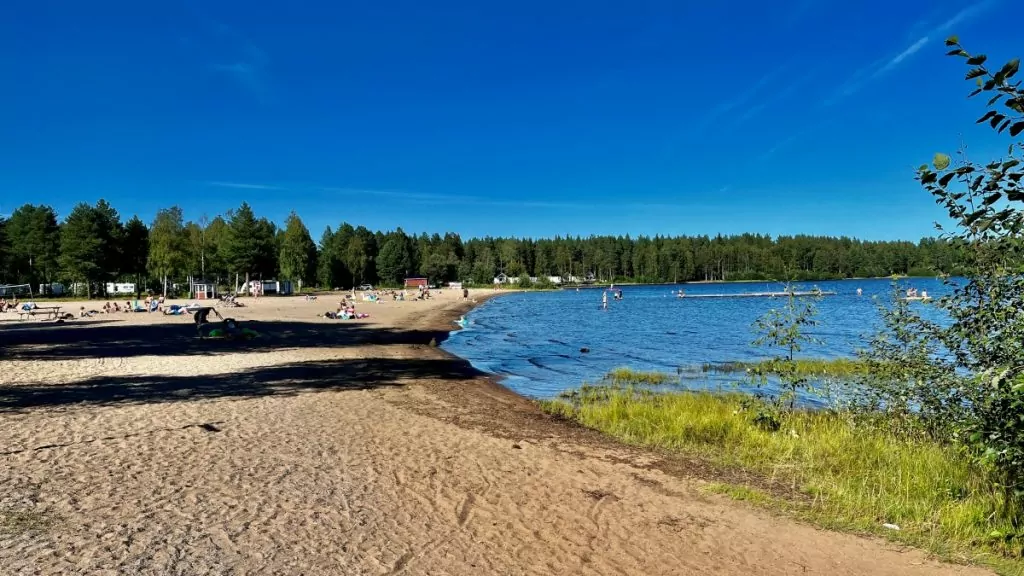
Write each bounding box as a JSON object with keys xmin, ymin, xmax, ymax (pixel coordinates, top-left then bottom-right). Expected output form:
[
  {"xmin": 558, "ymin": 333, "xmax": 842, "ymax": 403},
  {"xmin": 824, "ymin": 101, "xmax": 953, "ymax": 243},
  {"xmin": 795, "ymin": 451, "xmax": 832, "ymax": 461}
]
[
  {"xmin": 0, "ymin": 319, "xmax": 454, "ymax": 361},
  {"xmin": 0, "ymin": 357, "xmax": 479, "ymax": 412},
  {"xmin": 0, "ymin": 318, "xmax": 481, "ymax": 412}
]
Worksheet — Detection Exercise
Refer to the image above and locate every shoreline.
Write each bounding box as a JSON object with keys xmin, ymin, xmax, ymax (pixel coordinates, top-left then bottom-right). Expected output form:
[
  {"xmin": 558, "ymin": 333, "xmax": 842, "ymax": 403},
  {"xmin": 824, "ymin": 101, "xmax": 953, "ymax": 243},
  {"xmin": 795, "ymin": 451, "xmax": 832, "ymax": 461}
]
[{"xmin": 0, "ymin": 291, "xmax": 991, "ymax": 575}]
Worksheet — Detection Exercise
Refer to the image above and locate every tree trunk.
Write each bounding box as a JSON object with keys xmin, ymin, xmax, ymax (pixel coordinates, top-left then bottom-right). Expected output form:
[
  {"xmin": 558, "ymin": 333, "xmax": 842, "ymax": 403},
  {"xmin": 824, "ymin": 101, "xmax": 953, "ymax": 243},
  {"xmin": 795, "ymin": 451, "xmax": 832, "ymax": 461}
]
[{"xmin": 163, "ymin": 274, "xmax": 168, "ymax": 297}]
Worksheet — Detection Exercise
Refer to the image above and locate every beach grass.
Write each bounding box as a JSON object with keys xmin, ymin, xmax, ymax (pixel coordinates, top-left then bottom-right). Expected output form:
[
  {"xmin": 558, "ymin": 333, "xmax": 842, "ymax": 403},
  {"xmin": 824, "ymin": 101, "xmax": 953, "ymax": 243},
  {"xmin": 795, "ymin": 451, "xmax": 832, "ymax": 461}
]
[
  {"xmin": 541, "ymin": 369, "xmax": 1024, "ymax": 572},
  {"xmin": 699, "ymin": 357, "xmax": 871, "ymax": 378}
]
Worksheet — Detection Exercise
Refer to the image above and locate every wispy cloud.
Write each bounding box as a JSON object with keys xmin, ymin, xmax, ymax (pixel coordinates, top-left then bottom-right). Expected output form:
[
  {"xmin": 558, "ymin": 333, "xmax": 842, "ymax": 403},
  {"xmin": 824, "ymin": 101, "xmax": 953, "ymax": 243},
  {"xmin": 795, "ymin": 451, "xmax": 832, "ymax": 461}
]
[
  {"xmin": 210, "ymin": 42, "xmax": 269, "ymax": 102},
  {"xmin": 206, "ymin": 181, "xmax": 286, "ymax": 191},
  {"xmin": 757, "ymin": 119, "xmax": 836, "ymax": 163},
  {"xmin": 935, "ymin": 0, "xmax": 995, "ymax": 33},
  {"xmin": 877, "ymin": 36, "xmax": 930, "ymax": 75},
  {"xmin": 320, "ymin": 187, "xmax": 595, "ymax": 210},
  {"xmin": 694, "ymin": 66, "xmax": 787, "ymax": 132},
  {"xmin": 717, "ymin": 68, "xmax": 815, "ymax": 132},
  {"xmin": 824, "ymin": 0, "xmax": 997, "ymax": 107},
  {"xmin": 206, "ymin": 181, "xmax": 703, "ymax": 212},
  {"xmin": 318, "ymin": 187, "xmax": 475, "ymax": 203},
  {"xmin": 187, "ymin": 9, "xmax": 271, "ymax": 103}
]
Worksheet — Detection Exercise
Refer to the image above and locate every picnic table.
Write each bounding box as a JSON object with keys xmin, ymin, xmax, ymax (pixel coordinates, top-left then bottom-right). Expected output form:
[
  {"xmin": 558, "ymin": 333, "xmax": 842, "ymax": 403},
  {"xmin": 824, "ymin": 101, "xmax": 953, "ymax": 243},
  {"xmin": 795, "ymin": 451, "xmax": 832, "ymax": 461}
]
[{"xmin": 17, "ymin": 306, "xmax": 62, "ymax": 321}]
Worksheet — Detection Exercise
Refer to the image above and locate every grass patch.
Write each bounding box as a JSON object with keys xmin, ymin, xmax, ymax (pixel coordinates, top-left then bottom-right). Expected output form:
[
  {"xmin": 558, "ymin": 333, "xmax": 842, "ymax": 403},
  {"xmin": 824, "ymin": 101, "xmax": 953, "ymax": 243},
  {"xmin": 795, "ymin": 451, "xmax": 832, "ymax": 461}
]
[
  {"xmin": 542, "ymin": 370, "xmax": 1024, "ymax": 572},
  {"xmin": 605, "ymin": 367, "xmax": 677, "ymax": 386},
  {"xmin": 703, "ymin": 482, "xmax": 778, "ymax": 507},
  {"xmin": 701, "ymin": 357, "xmax": 871, "ymax": 378},
  {"xmin": 0, "ymin": 509, "xmax": 54, "ymax": 535}
]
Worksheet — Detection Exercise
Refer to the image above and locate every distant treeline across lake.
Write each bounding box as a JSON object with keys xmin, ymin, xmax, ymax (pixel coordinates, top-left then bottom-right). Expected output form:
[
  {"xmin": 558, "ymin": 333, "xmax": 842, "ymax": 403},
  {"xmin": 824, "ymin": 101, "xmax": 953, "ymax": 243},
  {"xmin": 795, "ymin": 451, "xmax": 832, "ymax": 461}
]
[{"xmin": 0, "ymin": 200, "xmax": 970, "ymax": 293}]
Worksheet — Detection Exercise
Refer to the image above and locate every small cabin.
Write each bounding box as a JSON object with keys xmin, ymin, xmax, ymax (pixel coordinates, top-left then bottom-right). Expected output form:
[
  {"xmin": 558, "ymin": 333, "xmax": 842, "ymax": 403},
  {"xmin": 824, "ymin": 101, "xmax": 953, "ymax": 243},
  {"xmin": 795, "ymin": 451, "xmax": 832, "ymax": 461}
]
[
  {"xmin": 493, "ymin": 273, "xmax": 510, "ymax": 285},
  {"xmin": 191, "ymin": 281, "xmax": 218, "ymax": 300},
  {"xmin": 404, "ymin": 277, "xmax": 429, "ymax": 289}
]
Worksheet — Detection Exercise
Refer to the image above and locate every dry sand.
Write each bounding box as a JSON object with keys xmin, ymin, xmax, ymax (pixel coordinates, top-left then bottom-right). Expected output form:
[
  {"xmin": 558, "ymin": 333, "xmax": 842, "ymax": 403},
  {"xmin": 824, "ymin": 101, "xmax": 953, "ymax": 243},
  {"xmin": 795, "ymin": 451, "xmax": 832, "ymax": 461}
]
[{"xmin": 0, "ymin": 290, "xmax": 991, "ymax": 575}]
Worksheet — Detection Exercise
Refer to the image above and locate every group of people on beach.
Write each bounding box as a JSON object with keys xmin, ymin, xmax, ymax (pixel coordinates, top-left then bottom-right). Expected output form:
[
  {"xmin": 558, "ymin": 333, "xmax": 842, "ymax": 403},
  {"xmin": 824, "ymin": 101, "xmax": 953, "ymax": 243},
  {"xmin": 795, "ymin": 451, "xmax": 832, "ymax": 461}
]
[{"xmin": 320, "ymin": 299, "xmax": 369, "ymax": 320}]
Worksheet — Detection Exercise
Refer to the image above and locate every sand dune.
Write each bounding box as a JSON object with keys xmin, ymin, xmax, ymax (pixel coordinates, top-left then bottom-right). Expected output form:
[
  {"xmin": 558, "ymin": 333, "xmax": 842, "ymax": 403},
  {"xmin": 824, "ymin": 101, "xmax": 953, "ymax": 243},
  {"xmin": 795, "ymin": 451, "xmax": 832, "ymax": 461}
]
[{"xmin": 0, "ymin": 290, "xmax": 990, "ymax": 575}]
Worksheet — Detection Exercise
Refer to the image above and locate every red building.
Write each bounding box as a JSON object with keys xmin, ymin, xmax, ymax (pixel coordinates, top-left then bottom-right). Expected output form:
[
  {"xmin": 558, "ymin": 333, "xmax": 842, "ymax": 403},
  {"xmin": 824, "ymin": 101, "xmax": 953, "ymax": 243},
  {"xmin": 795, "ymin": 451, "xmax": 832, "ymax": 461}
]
[{"xmin": 404, "ymin": 277, "xmax": 429, "ymax": 289}]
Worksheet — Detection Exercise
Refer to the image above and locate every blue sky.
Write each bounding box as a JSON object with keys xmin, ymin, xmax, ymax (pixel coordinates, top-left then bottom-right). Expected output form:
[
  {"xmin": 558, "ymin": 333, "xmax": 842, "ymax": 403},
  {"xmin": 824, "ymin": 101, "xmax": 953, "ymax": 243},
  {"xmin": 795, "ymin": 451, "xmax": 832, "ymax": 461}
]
[{"xmin": 0, "ymin": 0, "xmax": 1015, "ymax": 241}]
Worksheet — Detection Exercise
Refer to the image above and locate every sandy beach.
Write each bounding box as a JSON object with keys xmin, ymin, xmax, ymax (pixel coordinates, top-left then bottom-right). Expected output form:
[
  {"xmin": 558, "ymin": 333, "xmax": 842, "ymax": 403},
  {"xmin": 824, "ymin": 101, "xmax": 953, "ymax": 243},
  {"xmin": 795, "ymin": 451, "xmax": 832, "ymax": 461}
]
[{"xmin": 0, "ymin": 290, "xmax": 989, "ymax": 575}]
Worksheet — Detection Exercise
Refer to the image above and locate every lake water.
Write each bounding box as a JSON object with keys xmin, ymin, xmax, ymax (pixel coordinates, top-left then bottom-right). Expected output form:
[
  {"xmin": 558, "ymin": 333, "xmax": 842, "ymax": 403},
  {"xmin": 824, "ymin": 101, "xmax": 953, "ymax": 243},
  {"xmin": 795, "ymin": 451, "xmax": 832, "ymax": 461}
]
[{"xmin": 442, "ymin": 278, "xmax": 953, "ymax": 402}]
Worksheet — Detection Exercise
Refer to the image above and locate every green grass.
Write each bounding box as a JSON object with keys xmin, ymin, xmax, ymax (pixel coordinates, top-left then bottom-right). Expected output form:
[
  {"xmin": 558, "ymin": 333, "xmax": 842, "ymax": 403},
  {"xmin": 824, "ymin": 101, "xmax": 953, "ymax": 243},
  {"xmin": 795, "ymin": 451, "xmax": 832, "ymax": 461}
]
[
  {"xmin": 702, "ymin": 483, "xmax": 777, "ymax": 507},
  {"xmin": 541, "ymin": 370, "xmax": 1024, "ymax": 573},
  {"xmin": 0, "ymin": 509, "xmax": 54, "ymax": 535},
  {"xmin": 700, "ymin": 357, "xmax": 871, "ymax": 378}
]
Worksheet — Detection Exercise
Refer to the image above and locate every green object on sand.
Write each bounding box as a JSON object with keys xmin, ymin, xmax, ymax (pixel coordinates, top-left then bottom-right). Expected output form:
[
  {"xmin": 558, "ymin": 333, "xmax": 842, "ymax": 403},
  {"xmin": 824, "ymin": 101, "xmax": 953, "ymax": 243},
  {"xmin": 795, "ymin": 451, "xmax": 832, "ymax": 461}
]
[{"xmin": 207, "ymin": 327, "xmax": 259, "ymax": 340}]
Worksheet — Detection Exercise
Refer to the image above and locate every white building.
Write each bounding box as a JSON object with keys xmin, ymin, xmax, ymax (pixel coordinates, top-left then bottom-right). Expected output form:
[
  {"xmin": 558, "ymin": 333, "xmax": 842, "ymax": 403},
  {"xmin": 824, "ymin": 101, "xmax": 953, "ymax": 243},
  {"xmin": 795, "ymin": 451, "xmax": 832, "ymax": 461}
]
[
  {"xmin": 247, "ymin": 279, "xmax": 294, "ymax": 295},
  {"xmin": 105, "ymin": 282, "xmax": 136, "ymax": 295},
  {"xmin": 38, "ymin": 282, "xmax": 65, "ymax": 296}
]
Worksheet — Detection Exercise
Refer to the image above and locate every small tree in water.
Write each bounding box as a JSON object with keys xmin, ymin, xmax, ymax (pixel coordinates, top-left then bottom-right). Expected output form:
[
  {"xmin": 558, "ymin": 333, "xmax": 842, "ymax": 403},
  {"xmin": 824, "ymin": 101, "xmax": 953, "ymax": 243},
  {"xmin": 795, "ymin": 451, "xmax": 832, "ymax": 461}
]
[{"xmin": 750, "ymin": 284, "xmax": 821, "ymax": 412}]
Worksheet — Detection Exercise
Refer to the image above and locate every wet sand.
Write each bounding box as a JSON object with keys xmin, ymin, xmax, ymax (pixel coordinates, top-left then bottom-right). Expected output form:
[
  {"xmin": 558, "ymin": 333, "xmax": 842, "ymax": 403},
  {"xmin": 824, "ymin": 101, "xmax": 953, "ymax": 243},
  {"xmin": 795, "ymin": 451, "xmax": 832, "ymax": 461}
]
[{"xmin": 0, "ymin": 290, "xmax": 990, "ymax": 575}]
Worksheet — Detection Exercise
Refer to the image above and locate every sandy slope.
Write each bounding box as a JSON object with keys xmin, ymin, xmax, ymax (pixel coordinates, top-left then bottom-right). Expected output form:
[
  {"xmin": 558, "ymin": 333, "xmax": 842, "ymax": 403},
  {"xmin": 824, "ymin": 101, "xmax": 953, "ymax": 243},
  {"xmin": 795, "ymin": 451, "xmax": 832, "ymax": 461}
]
[{"xmin": 0, "ymin": 290, "xmax": 991, "ymax": 575}]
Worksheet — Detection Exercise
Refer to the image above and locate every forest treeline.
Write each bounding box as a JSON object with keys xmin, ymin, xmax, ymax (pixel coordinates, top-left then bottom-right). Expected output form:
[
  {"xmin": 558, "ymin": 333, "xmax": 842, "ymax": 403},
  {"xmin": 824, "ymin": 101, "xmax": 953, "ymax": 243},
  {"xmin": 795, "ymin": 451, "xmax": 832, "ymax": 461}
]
[{"xmin": 0, "ymin": 200, "xmax": 969, "ymax": 295}]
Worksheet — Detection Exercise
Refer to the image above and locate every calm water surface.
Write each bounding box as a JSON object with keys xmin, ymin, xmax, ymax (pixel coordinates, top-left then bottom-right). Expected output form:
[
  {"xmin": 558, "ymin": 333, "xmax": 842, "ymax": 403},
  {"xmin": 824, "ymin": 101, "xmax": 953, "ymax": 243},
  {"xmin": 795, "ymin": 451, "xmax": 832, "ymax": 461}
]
[{"xmin": 442, "ymin": 278, "xmax": 953, "ymax": 401}]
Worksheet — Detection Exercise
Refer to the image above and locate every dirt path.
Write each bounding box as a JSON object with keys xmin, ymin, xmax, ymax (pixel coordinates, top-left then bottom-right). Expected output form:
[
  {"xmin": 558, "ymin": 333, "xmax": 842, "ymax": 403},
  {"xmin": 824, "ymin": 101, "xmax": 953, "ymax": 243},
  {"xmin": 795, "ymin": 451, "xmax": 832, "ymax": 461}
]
[{"xmin": 0, "ymin": 292, "xmax": 991, "ymax": 575}]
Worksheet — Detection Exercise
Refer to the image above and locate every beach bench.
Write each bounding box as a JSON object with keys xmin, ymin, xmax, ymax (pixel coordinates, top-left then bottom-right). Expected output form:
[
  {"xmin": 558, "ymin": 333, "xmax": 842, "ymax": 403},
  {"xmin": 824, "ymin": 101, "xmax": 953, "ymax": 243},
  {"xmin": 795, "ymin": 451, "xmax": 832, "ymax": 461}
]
[{"xmin": 18, "ymin": 306, "xmax": 62, "ymax": 321}]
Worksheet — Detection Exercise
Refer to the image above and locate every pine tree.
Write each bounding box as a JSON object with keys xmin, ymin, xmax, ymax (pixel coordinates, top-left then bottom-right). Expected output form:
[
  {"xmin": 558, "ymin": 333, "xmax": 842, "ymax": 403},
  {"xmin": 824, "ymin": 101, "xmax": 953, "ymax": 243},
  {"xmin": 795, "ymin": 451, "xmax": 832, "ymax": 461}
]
[
  {"xmin": 317, "ymin": 226, "xmax": 338, "ymax": 288},
  {"xmin": 376, "ymin": 233, "xmax": 413, "ymax": 285},
  {"xmin": 204, "ymin": 216, "xmax": 230, "ymax": 281},
  {"xmin": 6, "ymin": 204, "xmax": 60, "ymax": 285},
  {"xmin": 279, "ymin": 211, "xmax": 317, "ymax": 289},
  {"xmin": 93, "ymin": 200, "xmax": 124, "ymax": 290},
  {"xmin": 122, "ymin": 216, "xmax": 149, "ymax": 296},
  {"xmin": 224, "ymin": 202, "xmax": 262, "ymax": 292},
  {"xmin": 0, "ymin": 216, "xmax": 8, "ymax": 284},
  {"xmin": 59, "ymin": 203, "xmax": 105, "ymax": 295}
]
